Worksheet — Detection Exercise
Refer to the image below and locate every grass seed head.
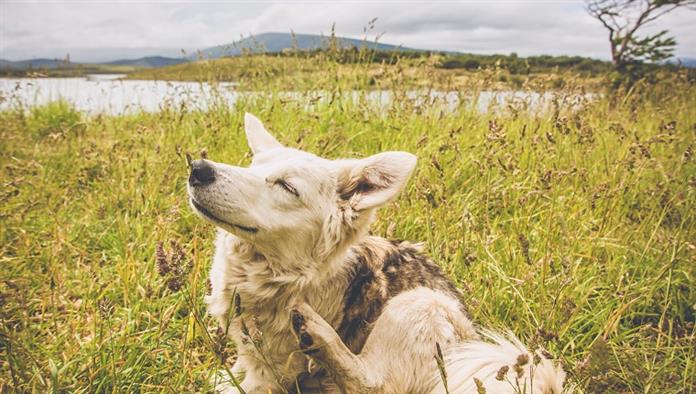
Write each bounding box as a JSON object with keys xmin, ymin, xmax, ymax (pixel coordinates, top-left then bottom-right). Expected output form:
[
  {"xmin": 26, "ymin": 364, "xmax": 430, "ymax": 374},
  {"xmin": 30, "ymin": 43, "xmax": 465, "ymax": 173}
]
[
  {"xmin": 210, "ymin": 326, "xmax": 232, "ymax": 364},
  {"xmin": 97, "ymin": 298, "xmax": 114, "ymax": 318},
  {"xmin": 155, "ymin": 239, "xmax": 192, "ymax": 293},
  {"xmin": 517, "ymin": 233, "xmax": 531, "ymax": 265},
  {"xmin": 516, "ymin": 353, "xmax": 529, "ymax": 366},
  {"xmin": 474, "ymin": 377, "xmax": 486, "ymax": 394},
  {"xmin": 234, "ymin": 292, "xmax": 243, "ymax": 317},
  {"xmin": 683, "ymin": 143, "xmax": 693, "ymax": 163},
  {"xmin": 533, "ymin": 353, "xmax": 542, "ymax": 365},
  {"xmin": 495, "ymin": 365, "xmax": 509, "ymax": 381},
  {"xmin": 155, "ymin": 241, "xmax": 169, "ymax": 276}
]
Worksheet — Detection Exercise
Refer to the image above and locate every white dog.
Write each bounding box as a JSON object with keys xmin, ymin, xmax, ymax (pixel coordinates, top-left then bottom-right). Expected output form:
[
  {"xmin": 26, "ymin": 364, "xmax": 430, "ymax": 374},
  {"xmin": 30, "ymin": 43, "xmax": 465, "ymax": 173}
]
[{"xmin": 187, "ymin": 113, "xmax": 566, "ymax": 393}]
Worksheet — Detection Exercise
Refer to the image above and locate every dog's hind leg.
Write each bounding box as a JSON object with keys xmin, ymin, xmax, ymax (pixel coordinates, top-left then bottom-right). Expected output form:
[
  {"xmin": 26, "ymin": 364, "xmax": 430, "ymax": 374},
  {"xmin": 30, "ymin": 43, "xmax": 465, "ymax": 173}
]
[{"xmin": 291, "ymin": 287, "xmax": 476, "ymax": 394}]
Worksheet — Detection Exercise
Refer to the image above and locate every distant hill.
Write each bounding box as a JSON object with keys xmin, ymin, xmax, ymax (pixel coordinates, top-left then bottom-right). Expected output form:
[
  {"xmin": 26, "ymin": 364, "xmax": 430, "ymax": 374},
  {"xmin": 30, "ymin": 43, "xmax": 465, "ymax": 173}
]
[
  {"xmin": 0, "ymin": 56, "xmax": 187, "ymax": 71},
  {"xmin": 107, "ymin": 56, "xmax": 188, "ymax": 68},
  {"xmin": 1, "ymin": 32, "xmax": 413, "ymax": 71},
  {"xmin": 195, "ymin": 32, "xmax": 418, "ymax": 59},
  {"xmin": 0, "ymin": 59, "xmax": 17, "ymax": 69},
  {"xmin": 2, "ymin": 58, "xmax": 72, "ymax": 69}
]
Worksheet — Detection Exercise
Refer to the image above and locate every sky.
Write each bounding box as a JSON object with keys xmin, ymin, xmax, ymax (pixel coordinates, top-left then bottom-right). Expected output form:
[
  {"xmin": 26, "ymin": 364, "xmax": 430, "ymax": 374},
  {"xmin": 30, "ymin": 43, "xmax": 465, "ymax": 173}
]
[{"xmin": 1, "ymin": 0, "xmax": 695, "ymax": 62}]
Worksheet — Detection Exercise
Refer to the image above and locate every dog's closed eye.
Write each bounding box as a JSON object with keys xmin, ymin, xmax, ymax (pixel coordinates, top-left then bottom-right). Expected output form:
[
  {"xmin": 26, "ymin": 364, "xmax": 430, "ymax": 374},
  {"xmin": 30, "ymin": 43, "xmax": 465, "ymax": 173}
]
[{"xmin": 275, "ymin": 179, "xmax": 299, "ymax": 197}]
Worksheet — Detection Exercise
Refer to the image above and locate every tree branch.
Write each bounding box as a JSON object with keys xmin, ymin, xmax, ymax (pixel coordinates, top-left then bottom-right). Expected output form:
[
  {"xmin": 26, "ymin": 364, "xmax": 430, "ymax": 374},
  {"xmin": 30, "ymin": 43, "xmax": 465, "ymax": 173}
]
[{"xmin": 587, "ymin": 0, "xmax": 695, "ymax": 66}]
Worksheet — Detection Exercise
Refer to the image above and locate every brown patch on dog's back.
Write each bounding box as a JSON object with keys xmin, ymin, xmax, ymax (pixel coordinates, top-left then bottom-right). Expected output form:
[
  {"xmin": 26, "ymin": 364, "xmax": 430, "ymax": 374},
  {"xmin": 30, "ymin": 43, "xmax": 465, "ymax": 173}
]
[{"xmin": 337, "ymin": 237, "xmax": 464, "ymax": 353}]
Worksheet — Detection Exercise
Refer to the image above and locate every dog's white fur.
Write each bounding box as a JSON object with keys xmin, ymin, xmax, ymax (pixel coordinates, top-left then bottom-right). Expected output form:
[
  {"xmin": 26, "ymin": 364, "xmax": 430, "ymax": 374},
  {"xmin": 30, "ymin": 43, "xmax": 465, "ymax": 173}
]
[{"xmin": 188, "ymin": 113, "xmax": 566, "ymax": 393}]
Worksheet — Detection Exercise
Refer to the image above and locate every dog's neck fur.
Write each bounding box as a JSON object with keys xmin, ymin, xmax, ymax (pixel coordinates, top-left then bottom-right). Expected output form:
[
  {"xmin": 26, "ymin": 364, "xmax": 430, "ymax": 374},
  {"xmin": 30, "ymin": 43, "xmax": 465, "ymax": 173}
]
[
  {"xmin": 218, "ymin": 205, "xmax": 378, "ymax": 300},
  {"xmin": 215, "ymin": 230, "xmax": 368, "ymax": 309}
]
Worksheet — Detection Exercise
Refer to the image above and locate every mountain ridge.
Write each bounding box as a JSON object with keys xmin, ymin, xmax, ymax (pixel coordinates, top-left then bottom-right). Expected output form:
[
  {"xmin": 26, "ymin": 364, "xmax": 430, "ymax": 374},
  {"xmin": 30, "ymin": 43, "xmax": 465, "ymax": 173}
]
[
  {"xmin": 194, "ymin": 32, "xmax": 419, "ymax": 59},
  {"xmin": 0, "ymin": 32, "xmax": 419, "ymax": 70}
]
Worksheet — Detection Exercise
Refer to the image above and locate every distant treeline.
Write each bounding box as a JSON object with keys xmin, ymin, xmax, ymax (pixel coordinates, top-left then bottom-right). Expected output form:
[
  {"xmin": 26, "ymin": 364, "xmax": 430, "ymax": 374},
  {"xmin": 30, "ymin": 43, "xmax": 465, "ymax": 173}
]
[
  {"xmin": 279, "ymin": 46, "xmax": 692, "ymax": 78},
  {"xmin": 439, "ymin": 53, "xmax": 612, "ymax": 75}
]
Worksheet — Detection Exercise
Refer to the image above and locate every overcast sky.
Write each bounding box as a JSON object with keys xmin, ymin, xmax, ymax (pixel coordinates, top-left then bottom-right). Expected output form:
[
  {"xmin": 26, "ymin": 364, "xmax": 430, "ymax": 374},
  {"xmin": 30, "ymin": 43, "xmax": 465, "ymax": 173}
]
[{"xmin": 1, "ymin": 0, "xmax": 695, "ymax": 62}]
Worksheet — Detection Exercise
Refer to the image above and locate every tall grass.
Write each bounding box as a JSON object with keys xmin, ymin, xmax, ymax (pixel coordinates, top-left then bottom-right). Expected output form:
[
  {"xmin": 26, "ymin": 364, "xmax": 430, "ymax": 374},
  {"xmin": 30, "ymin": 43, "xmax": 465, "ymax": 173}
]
[{"xmin": 1, "ymin": 54, "xmax": 694, "ymax": 393}]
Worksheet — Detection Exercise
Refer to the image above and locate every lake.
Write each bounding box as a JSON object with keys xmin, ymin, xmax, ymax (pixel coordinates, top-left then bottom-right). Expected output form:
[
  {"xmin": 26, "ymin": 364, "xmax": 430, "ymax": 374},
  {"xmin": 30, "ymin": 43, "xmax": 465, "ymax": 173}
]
[
  {"xmin": 0, "ymin": 75, "xmax": 591, "ymax": 115},
  {"xmin": 0, "ymin": 74, "xmax": 240, "ymax": 115}
]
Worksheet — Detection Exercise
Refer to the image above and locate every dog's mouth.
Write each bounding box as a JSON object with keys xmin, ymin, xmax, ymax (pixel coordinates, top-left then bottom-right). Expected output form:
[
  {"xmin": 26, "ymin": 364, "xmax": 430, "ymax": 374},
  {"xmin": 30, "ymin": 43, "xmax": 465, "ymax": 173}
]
[{"xmin": 190, "ymin": 198, "xmax": 259, "ymax": 234}]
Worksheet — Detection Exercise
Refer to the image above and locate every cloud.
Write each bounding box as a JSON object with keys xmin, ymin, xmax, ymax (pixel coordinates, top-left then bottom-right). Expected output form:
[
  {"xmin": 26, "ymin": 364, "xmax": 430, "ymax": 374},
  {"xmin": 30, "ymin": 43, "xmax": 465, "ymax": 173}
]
[{"xmin": 1, "ymin": 0, "xmax": 694, "ymax": 61}]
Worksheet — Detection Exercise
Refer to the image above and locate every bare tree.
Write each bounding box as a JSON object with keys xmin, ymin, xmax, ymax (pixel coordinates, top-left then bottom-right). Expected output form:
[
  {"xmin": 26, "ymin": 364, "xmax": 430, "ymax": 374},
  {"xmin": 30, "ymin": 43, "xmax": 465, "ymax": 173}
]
[{"xmin": 586, "ymin": 0, "xmax": 696, "ymax": 67}]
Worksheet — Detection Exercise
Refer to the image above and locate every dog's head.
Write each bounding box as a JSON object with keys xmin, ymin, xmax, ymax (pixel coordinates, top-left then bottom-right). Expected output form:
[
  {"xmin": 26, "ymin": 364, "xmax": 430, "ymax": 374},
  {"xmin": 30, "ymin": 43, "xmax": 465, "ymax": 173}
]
[{"xmin": 187, "ymin": 113, "xmax": 416, "ymax": 262}]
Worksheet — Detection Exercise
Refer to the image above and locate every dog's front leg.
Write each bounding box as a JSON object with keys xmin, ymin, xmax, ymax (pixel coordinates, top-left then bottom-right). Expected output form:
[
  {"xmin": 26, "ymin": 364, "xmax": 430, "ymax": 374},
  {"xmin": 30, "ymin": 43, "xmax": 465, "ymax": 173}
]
[{"xmin": 290, "ymin": 303, "xmax": 383, "ymax": 393}]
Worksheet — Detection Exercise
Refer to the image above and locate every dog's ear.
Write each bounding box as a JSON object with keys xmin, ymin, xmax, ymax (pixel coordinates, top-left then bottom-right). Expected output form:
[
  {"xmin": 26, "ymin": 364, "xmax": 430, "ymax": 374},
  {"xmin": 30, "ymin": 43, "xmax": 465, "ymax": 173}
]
[
  {"xmin": 244, "ymin": 113, "xmax": 283, "ymax": 154},
  {"xmin": 337, "ymin": 152, "xmax": 417, "ymax": 211}
]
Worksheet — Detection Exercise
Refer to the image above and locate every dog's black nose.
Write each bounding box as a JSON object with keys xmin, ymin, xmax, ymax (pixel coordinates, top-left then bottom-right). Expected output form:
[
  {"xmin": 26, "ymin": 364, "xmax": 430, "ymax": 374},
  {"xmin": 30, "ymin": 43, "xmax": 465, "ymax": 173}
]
[{"xmin": 189, "ymin": 160, "xmax": 216, "ymax": 186}]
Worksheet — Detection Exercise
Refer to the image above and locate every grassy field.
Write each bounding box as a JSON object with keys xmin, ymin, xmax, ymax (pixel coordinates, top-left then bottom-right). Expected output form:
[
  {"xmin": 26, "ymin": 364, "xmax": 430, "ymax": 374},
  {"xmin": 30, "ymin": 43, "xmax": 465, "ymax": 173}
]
[
  {"xmin": 1, "ymin": 58, "xmax": 695, "ymax": 393},
  {"xmin": 124, "ymin": 53, "xmax": 607, "ymax": 91}
]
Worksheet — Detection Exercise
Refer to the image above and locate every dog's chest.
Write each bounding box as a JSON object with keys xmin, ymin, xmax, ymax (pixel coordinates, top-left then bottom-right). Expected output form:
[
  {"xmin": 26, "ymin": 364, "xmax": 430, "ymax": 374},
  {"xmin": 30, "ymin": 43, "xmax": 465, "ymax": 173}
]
[
  {"xmin": 229, "ymin": 285, "xmax": 345, "ymax": 380},
  {"xmin": 237, "ymin": 281, "xmax": 344, "ymax": 340},
  {"xmin": 210, "ymin": 250, "xmax": 345, "ymax": 377},
  {"xmin": 238, "ymin": 296, "xmax": 299, "ymax": 353}
]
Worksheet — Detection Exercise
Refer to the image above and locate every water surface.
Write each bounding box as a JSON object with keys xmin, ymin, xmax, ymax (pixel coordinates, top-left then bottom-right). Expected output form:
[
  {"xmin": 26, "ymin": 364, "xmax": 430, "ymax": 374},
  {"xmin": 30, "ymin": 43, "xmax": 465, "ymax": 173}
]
[{"xmin": 0, "ymin": 75, "xmax": 590, "ymax": 115}]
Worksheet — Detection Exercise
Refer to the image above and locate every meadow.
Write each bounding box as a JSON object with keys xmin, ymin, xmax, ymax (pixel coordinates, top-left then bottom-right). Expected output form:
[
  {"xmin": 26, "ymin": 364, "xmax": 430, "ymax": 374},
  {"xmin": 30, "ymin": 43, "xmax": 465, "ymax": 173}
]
[
  {"xmin": 1, "ymin": 53, "xmax": 695, "ymax": 393},
  {"xmin": 123, "ymin": 52, "xmax": 607, "ymax": 91}
]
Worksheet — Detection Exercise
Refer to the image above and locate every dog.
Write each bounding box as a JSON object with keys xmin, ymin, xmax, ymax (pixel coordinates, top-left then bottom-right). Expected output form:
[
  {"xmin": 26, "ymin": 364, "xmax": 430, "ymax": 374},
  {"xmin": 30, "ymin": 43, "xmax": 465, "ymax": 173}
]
[{"xmin": 187, "ymin": 113, "xmax": 566, "ymax": 393}]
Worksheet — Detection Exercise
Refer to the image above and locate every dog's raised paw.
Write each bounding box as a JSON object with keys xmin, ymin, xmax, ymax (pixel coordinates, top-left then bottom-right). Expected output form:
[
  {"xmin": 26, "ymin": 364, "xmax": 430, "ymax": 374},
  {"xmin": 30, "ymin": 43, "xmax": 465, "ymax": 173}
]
[
  {"xmin": 299, "ymin": 331, "xmax": 317, "ymax": 352},
  {"xmin": 290, "ymin": 308, "xmax": 305, "ymax": 334},
  {"xmin": 290, "ymin": 305, "xmax": 321, "ymax": 354}
]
